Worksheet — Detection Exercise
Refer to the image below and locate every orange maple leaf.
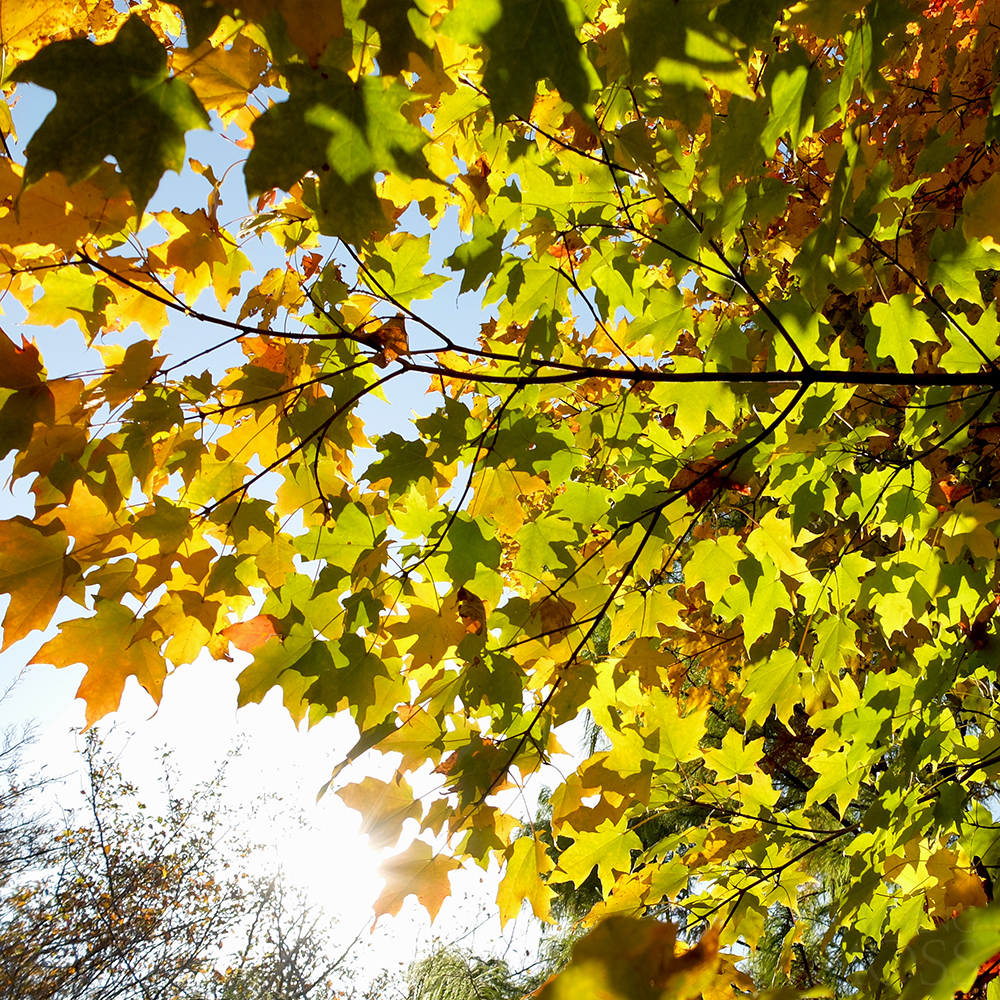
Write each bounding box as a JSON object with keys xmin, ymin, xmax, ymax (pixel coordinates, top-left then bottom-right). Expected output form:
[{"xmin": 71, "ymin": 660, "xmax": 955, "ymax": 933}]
[{"xmin": 221, "ymin": 614, "xmax": 282, "ymax": 652}]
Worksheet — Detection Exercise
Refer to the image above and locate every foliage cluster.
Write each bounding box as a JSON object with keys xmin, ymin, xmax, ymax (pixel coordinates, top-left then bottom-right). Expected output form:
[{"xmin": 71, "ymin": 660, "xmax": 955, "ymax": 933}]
[{"xmin": 4, "ymin": 0, "xmax": 1000, "ymax": 995}]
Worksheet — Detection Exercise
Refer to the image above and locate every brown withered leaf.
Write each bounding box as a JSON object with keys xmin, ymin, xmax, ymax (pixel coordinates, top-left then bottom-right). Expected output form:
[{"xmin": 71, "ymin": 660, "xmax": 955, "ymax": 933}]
[
  {"xmin": 457, "ymin": 586, "xmax": 487, "ymax": 635},
  {"xmin": 368, "ymin": 315, "xmax": 409, "ymax": 366},
  {"xmin": 0, "ymin": 327, "xmax": 43, "ymax": 389}
]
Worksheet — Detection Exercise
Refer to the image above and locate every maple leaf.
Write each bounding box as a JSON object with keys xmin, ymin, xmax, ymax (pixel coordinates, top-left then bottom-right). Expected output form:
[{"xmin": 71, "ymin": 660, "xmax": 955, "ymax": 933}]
[
  {"xmin": 556, "ymin": 818, "xmax": 642, "ymax": 894},
  {"xmin": 98, "ymin": 340, "xmax": 165, "ymax": 408},
  {"xmin": 12, "ymin": 15, "xmax": 210, "ymax": 215},
  {"xmin": 0, "ymin": 517, "xmax": 69, "ymax": 651},
  {"xmin": 372, "ymin": 839, "xmax": 461, "ymax": 922},
  {"xmin": 366, "ymin": 316, "xmax": 409, "ymax": 367},
  {"xmin": 900, "ymin": 904, "xmax": 1000, "ymax": 1000},
  {"xmin": 536, "ymin": 917, "xmax": 721, "ymax": 1000},
  {"xmin": 0, "ymin": 328, "xmax": 43, "ymax": 390},
  {"xmin": 336, "ymin": 774, "xmax": 422, "ymax": 851},
  {"xmin": 30, "ymin": 603, "xmax": 168, "ymax": 727},
  {"xmin": 244, "ymin": 66, "xmax": 428, "ymax": 244},
  {"xmin": 497, "ymin": 834, "xmax": 556, "ymax": 926},
  {"xmin": 456, "ymin": 587, "xmax": 487, "ymax": 635},
  {"xmin": 387, "ymin": 591, "xmax": 467, "ymax": 670},
  {"xmin": 236, "ymin": 0, "xmax": 344, "ymax": 62},
  {"xmin": 359, "ymin": 0, "xmax": 432, "ymax": 76},
  {"xmin": 0, "ymin": 159, "xmax": 133, "ymax": 253},
  {"xmin": 172, "ymin": 33, "xmax": 267, "ymax": 126},
  {"xmin": 220, "ymin": 613, "xmax": 282, "ymax": 653},
  {"xmin": 443, "ymin": 0, "xmax": 594, "ymax": 121},
  {"xmin": 0, "ymin": 0, "xmax": 94, "ymax": 68}
]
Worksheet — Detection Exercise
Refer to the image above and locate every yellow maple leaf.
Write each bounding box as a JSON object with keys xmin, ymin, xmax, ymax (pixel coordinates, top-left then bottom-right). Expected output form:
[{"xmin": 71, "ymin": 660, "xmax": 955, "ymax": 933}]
[
  {"xmin": 0, "ymin": 517, "xmax": 68, "ymax": 650},
  {"xmin": 337, "ymin": 775, "xmax": 423, "ymax": 851},
  {"xmin": 469, "ymin": 465, "xmax": 547, "ymax": 536},
  {"xmin": 387, "ymin": 589, "xmax": 466, "ymax": 670},
  {"xmin": 148, "ymin": 208, "xmax": 229, "ymax": 303},
  {"xmin": 0, "ymin": 0, "xmax": 100, "ymax": 67},
  {"xmin": 0, "ymin": 160, "xmax": 133, "ymax": 253},
  {"xmin": 497, "ymin": 834, "xmax": 556, "ymax": 926},
  {"xmin": 225, "ymin": 0, "xmax": 344, "ymax": 62},
  {"xmin": 172, "ymin": 33, "xmax": 266, "ymax": 125},
  {"xmin": 372, "ymin": 838, "xmax": 461, "ymax": 923},
  {"xmin": 937, "ymin": 499, "xmax": 1000, "ymax": 562},
  {"xmin": 536, "ymin": 917, "xmax": 722, "ymax": 1000},
  {"xmin": 96, "ymin": 339, "xmax": 164, "ymax": 408},
  {"xmin": 30, "ymin": 602, "xmax": 168, "ymax": 726}
]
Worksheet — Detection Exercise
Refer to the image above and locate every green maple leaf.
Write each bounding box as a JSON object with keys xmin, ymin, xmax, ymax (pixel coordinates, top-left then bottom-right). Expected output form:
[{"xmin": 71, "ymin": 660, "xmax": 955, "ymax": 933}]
[
  {"xmin": 928, "ymin": 226, "xmax": 1000, "ymax": 306},
  {"xmin": 361, "ymin": 233, "xmax": 448, "ymax": 308},
  {"xmin": 443, "ymin": 0, "xmax": 595, "ymax": 120},
  {"xmin": 866, "ymin": 294, "xmax": 934, "ymax": 371},
  {"xmin": 23, "ymin": 266, "xmax": 114, "ymax": 337},
  {"xmin": 12, "ymin": 16, "xmax": 210, "ymax": 216},
  {"xmin": 245, "ymin": 65, "xmax": 429, "ymax": 243},
  {"xmin": 623, "ymin": 0, "xmax": 751, "ymax": 95},
  {"xmin": 899, "ymin": 903, "xmax": 1000, "ymax": 1000},
  {"xmin": 359, "ymin": 0, "xmax": 433, "ymax": 76},
  {"xmin": 759, "ymin": 44, "xmax": 832, "ymax": 158}
]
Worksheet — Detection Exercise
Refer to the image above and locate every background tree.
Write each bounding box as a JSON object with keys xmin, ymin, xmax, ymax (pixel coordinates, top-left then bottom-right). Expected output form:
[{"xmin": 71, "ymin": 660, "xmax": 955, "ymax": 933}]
[
  {"xmin": 0, "ymin": 716, "xmax": 52, "ymax": 893},
  {"xmin": 404, "ymin": 947, "xmax": 528, "ymax": 1000},
  {"xmin": 212, "ymin": 877, "xmax": 366, "ymax": 1000},
  {"xmin": 0, "ymin": 730, "xmax": 360, "ymax": 1000},
  {"xmin": 3, "ymin": 0, "xmax": 1000, "ymax": 996}
]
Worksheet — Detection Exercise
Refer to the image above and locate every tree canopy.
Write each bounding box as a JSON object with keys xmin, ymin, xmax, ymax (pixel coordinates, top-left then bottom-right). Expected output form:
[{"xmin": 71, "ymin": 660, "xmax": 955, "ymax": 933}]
[{"xmin": 3, "ymin": 0, "xmax": 1000, "ymax": 995}]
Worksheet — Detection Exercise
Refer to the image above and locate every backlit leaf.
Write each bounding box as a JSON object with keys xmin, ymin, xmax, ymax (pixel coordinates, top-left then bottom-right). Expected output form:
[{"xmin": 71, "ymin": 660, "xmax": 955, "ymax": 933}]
[
  {"xmin": 0, "ymin": 517, "xmax": 69, "ymax": 650},
  {"xmin": 12, "ymin": 16, "xmax": 210, "ymax": 215},
  {"xmin": 30, "ymin": 602, "xmax": 168, "ymax": 727},
  {"xmin": 372, "ymin": 838, "xmax": 461, "ymax": 922}
]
